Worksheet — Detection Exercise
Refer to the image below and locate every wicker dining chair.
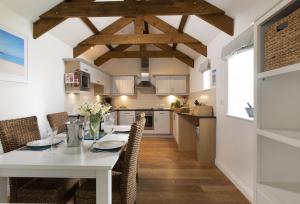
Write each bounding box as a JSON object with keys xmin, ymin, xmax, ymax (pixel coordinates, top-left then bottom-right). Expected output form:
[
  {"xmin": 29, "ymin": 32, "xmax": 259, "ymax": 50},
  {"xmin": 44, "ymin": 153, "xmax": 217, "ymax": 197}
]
[
  {"xmin": 0, "ymin": 116, "xmax": 78, "ymax": 203},
  {"xmin": 114, "ymin": 113, "xmax": 146, "ymax": 182},
  {"xmin": 75, "ymin": 115, "xmax": 146, "ymax": 204},
  {"xmin": 47, "ymin": 112, "xmax": 69, "ymax": 134}
]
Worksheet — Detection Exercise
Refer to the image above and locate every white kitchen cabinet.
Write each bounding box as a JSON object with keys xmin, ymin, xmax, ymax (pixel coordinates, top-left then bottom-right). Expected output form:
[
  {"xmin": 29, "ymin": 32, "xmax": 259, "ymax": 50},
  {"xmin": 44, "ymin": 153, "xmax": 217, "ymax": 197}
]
[
  {"xmin": 80, "ymin": 61, "xmax": 110, "ymax": 87},
  {"xmin": 112, "ymin": 76, "xmax": 135, "ymax": 95},
  {"xmin": 104, "ymin": 77, "xmax": 111, "ymax": 95},
  {"xmin": 64, "ymin": 58, "xmax": 112, "ymax": 95},
  {"xmin": 155, "ymin": 75, "xmax": 187, "ymax": 95},
  {"xmin": 80, "ymin": 62, "xmax": 100, "ymax": 85},
  {"xmin": 155, "ymin": 76, "xmax": 171, "ymax": 95},
  {"xmin": 154, "ymin": 111, "xmax": 170, "ymax": 134},
  {"xmin": 80, "ymin": 62, "xmax": 92, "ymax": 74},
  {"xmin": 119, "ymin": 111, "xmax": 135, "ymax": 126},
  {"xmin": 170, "ymin": 76, "xmax": 187, "ymax": 94}
]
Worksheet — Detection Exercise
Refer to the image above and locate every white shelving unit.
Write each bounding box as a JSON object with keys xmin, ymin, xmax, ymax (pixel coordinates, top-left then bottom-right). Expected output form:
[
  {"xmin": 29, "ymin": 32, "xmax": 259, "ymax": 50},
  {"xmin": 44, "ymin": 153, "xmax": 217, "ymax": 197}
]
[
  {"xmin": 258, "ymin": 129, "xmax": 300, "ymax": 148},
  {"xmin": 254, "ymin": 0, "xmax": 300, "ymax": 203},
  {"xmin": 257, "ymin": 183, "xmax": 300, "ymax": 204},
  {"xmin": 257, "ymin": 63, "xmax": 300, "ymax": 79}
]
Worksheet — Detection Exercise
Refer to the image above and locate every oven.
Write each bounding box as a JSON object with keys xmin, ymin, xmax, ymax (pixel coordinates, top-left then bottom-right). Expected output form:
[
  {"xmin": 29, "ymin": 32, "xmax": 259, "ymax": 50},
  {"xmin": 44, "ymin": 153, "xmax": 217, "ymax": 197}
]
[
  {"xmin": 136, "ymin": 111, "xmax": 154, "ymax": 130},
  {"xmin": 80, "ymin": 71, "xmax": 91, "ymax": 91}
]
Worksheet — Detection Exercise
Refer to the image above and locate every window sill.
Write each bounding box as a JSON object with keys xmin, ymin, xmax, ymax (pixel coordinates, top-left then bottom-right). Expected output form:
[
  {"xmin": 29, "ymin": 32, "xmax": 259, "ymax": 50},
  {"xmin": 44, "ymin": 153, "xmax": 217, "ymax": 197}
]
[{"xmin": 226, "ymin": 115, "xmax": 254, "ymax": 123}]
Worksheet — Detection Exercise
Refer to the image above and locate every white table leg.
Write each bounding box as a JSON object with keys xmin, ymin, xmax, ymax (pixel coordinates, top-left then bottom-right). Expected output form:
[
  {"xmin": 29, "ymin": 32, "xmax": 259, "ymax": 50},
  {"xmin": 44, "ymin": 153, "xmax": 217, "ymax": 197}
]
[
  {"xmin": 0, "ymin": 177, "xmax": 7, "ymax": 203},
  {"xmin": 96, "ymin": 170, "xmax": 112, "ymax": 204}
]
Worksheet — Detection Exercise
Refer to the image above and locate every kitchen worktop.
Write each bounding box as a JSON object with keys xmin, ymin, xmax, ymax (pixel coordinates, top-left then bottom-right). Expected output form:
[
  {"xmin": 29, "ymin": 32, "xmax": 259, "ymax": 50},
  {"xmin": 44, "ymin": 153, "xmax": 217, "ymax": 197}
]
[
  {"xmin": 113, "ymin": 108, "xmax": 173, "ymax": 111},
  {"xmin": 177, "ymin": 112, "xmax": 216, "ymax": 118},
  {"xmin": 68, "ymin": 108, "xmax": 172, "ymax": 117}
]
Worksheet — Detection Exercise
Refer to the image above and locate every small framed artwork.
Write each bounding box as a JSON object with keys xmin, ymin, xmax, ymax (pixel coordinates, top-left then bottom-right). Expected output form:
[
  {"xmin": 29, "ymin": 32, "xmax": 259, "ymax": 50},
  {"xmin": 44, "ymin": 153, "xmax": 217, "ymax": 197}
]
[{"xmin": 0, "ymin": 25, "xmax": 28, "ymax": 83}]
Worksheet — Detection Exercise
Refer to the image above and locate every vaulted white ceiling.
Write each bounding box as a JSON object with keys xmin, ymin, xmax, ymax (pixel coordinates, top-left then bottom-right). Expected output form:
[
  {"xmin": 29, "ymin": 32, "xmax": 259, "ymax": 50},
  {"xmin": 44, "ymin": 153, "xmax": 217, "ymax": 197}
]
[{"xmin": 1, "ymin": 0, "xmax": 281, "ymax": 64}]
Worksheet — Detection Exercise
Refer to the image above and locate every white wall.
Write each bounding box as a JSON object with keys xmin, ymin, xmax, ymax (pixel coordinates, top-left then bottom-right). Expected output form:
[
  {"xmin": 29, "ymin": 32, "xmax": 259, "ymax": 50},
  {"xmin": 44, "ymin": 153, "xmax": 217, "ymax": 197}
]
[
  {"xmin": 189, "ymin": 54, "xmax": 216, "ymax": 112},
  {"xmin": 99, "ymin": 58, "xmax": 190, "ymax": 76},
  {"xmin": 209, "ymin": 0, "xmax": 281, "ymax": 202},
  {"xmin": 0, "ymin": 4, "xmax": 72, "ymax": 137},
  {"xmin": 190, "ymin": 56, "xmax": 206, "ymax": 93},
  {"xmin": 64, "ymin": 86, "xmax": 102, "ymax": 115}
]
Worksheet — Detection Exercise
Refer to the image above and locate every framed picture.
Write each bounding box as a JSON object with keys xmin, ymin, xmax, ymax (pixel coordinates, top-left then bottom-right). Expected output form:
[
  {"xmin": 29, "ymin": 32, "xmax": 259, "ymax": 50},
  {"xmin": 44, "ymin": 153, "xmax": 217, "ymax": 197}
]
[{"xmin": 0, "ymin": 25, "xmax": 28, "ymax": 83}]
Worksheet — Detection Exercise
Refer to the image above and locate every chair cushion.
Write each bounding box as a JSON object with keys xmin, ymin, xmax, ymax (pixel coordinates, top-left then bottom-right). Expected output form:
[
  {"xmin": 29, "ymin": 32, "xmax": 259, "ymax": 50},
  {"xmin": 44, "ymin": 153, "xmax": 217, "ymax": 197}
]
[
  {"xmin": 17, "ymin": 178, "xmax": 78, "ymax": 203},
  {"xmin": 76, "ymin": 172, "xmax": 122, "ymax": 204}
]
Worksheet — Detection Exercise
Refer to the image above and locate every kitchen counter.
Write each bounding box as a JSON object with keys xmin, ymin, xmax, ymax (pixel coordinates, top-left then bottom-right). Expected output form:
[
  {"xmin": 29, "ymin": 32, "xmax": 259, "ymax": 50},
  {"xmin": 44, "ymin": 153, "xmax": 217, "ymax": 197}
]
[
  {"xmin": 177, "ymin": 112, "xmax": 216, "ymax": 118},
  {"xmin": 114, "ymin": 108, "xmax": 172, "ymax": 111},
  {"xmin": 173, "ymin": 112, "xmax": 216, "ymax": 167}
]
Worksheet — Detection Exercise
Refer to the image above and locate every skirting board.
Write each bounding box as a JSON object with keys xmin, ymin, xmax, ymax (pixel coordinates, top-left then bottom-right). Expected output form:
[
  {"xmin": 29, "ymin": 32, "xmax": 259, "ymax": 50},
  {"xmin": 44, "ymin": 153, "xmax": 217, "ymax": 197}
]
[{"xmin": 215, "ymin": 160, "xmax": 254, "ymax": 203}]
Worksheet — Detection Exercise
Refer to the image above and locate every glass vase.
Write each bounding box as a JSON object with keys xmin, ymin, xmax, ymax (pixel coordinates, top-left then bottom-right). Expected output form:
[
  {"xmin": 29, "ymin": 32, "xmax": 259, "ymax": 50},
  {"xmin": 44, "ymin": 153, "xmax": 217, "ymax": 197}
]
[{"xmin": 89, "ymin": 115, "xmax": 101, "ymax": 144}]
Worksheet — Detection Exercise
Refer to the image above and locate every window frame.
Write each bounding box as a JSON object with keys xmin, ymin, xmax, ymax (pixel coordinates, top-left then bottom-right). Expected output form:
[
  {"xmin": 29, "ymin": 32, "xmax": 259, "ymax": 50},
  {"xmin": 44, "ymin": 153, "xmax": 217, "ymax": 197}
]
[
  {"xmin": 226, "ymin": 47, "xmax": 255, "ymax": 122},
  {"xmin": 202, "ymin": 69, "xmax": 211, "ymax": 91}
]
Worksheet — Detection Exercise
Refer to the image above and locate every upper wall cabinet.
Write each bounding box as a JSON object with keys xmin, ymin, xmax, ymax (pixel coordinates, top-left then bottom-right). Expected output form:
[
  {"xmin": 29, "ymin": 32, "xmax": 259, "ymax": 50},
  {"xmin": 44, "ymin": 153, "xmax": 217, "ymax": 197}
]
[
  {"xmin": 64, "ymin": 58, "xmax": 112, "ymax": 95},
  {"xmin": 155, "ymin": 75, "xmax": 188, "ymax": 95},
  {"xmin": 111, "ymin": 76, "xmax": 135, "ymax": 95},
  {"xmin": 79, "ymin": 62, "xmax": 111, "ymax": 87}
]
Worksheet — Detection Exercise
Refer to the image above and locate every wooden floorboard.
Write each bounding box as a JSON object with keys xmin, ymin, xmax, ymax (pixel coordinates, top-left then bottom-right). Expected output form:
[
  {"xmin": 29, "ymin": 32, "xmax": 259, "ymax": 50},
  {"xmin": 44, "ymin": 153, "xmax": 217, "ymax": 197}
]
[{"xmin": 136, "ymin": 137, "xmax": 250, "ymax": 204}]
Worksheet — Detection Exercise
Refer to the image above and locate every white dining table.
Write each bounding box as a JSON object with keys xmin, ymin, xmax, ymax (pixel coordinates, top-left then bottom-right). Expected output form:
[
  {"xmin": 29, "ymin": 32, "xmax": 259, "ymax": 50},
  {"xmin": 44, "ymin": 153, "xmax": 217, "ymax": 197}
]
[{"xmin": 0, "ymin": 126, "xmax": 131, "ymax": 204}]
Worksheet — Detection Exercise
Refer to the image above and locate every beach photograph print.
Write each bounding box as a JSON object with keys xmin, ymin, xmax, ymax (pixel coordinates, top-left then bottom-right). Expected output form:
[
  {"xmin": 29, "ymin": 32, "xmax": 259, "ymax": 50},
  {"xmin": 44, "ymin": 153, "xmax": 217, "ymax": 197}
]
[{"xmin": 0, "ymin": 26, "xmax": 27, "ymax": 82}]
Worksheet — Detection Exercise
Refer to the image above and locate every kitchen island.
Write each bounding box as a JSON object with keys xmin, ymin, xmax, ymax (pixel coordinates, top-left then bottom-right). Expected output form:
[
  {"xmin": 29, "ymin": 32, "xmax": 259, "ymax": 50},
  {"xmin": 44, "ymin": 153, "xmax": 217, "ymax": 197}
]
[{"xmin": 173, "ymin": 112, "xmax": 216, "ymax": 167}]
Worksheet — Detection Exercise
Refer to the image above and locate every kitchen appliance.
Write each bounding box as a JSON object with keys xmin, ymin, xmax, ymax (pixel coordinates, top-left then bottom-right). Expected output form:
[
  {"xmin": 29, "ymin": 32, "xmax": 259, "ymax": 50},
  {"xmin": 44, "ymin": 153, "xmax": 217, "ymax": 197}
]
[
  {"xmin": 135, "ymin": 110, "xmax": 154, "ymax": 130},
  {"xmin": 79, "ymin": 71, "xmax": 91, "ymax": 91},
  {"xmin": 135, "ymin": 59, "xmax": 155, "ymax": 89}
]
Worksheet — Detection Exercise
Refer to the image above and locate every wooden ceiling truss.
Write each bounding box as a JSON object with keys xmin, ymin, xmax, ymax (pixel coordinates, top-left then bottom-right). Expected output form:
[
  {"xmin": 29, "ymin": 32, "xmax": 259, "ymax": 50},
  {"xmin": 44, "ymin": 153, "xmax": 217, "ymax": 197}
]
[{"xmin": 33, "ymin": 0, "xmax": 234, "ymax": 67}]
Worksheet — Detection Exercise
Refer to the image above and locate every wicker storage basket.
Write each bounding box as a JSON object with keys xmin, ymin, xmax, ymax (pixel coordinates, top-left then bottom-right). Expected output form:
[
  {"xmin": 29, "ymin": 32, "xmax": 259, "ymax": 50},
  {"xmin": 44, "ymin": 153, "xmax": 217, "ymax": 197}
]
[{"xmin": 264, "ymin": 8, "xmax": 300, "ymax": 71}]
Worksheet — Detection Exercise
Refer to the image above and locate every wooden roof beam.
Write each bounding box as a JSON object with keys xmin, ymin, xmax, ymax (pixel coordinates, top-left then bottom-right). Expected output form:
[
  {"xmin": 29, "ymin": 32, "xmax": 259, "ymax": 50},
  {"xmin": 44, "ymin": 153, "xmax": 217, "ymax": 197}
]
[
  {"xmin": 33, "ymin": 17, "xmax": 66, "ymax": 39},
  {"xmin": 73, "ymin": 17, "xmax": 134, "ymax": 57},
  {"xmin": 95, "ymin": 50, "xmax": 193, "ymax": 59},
  {"xmin": 80, "ymin": 17, "xmax": 114, "ymax": 51},
  {"xmin": 79, "ymin": 33, "xmax": 202, "ymax": 45},
  {"xmin": 154, "ymin": 44, "xmax": 194, "ymax": 67},
  {"xmin": 94, "ymin": 45, "xmax": 132, "ymax": 66},
  {"xmin": 173, "ymin": 15, "xmax": 189, "ymax": 49},
  {"xmin": 144, "ymin": 16, "xmax": 207, "ymax": 56},
  {"xmin": 33, "ymin": 0, "xmax": 80, "ymax": 39},
  {"xmin": 197, "ymin": 14, "xmax": 234, "ymax": 36},
  {"xmin": 39, "ymin": 1, "xmax": 224, "ymax": 18}
]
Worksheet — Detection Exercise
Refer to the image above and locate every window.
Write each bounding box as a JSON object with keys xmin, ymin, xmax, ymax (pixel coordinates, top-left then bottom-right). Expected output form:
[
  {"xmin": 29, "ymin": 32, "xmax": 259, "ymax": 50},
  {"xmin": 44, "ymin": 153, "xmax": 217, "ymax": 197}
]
[
  {"xmin": 227, "ymin": 48, "xmax": 254, "ymax": 120},
  {"xmin": 203, "ymin": 70, "xmax": 211, "ymax": 90}
]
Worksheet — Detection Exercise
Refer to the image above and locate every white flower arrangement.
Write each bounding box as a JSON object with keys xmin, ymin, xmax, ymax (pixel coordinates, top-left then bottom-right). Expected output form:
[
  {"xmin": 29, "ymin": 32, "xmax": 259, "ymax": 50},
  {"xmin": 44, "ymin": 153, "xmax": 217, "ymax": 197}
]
[{"xmin": 79, "ymin": 102, "xmax": 111, "ymax": 117}]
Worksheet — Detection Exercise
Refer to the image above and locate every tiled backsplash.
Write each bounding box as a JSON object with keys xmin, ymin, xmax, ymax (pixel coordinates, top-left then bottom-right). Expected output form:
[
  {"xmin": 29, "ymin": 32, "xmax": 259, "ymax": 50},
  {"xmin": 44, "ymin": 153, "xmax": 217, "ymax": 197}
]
[
  {"xmin": 65, "ymin": 88, "xmax": 215, "ymax": 114},
  {"xmin": 187, "ymin": 88, "xmax": 216, "ymax": 114},
  {"xmin": 113, "ymin": 90, "xmax": 183, "ymax": 109}
]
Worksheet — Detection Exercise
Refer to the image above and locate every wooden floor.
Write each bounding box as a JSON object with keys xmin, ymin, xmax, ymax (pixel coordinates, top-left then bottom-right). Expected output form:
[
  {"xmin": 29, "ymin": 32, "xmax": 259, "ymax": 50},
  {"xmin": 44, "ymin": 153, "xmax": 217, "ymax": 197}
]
[{"xmin": 136, "ymin": 137, "xmax": 250, "ymax": 204}]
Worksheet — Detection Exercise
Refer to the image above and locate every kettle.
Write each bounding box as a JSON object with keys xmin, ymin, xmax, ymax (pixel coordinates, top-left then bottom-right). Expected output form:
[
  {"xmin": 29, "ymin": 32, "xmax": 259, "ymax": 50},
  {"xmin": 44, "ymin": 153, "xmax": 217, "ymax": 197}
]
[{"xmin": 65, "ymin": 120, "xmax": 84, "ymax": 147}]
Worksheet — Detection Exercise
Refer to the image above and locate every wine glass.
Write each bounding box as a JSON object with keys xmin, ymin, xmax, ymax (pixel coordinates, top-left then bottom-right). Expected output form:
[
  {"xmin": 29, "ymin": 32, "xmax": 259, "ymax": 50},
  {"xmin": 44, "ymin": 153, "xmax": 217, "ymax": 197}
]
[
  {"xmin": 47, "ymin": 127, "xmax": 58, "ymax": 151},
  {"xmin": 104, "ymin": 114, "xmax": 115, "ymax": 134}
]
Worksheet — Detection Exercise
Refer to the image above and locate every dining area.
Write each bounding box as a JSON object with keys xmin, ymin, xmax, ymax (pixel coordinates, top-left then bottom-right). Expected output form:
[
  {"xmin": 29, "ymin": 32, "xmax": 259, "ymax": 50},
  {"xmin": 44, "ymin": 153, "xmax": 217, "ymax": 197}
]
[{"xmin": 0, "ymin": 103, "xmax": 146, "ymax": 204}]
